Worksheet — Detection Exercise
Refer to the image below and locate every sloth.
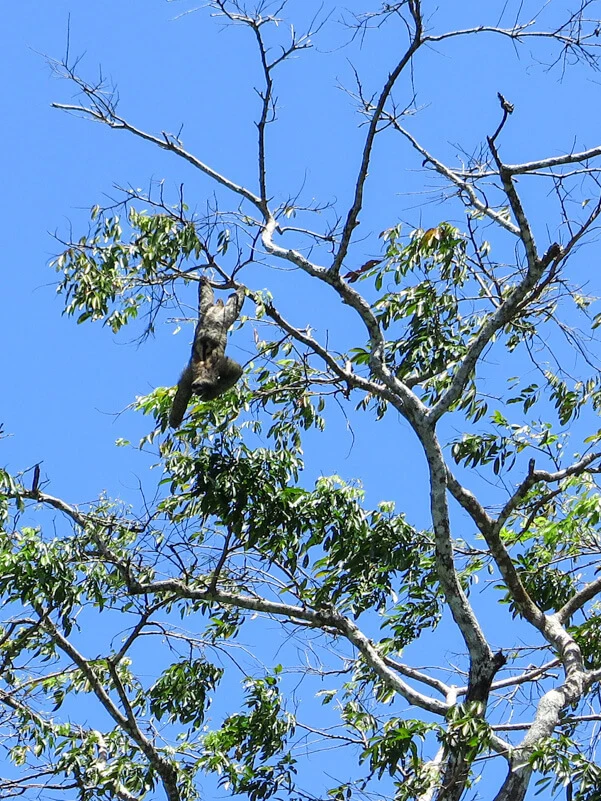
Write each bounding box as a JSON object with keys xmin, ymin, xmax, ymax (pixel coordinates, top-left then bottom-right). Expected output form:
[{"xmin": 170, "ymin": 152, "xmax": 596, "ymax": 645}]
[{"xmin": 169, "ymin": 277, "xmax": 245, "ymax": 428}]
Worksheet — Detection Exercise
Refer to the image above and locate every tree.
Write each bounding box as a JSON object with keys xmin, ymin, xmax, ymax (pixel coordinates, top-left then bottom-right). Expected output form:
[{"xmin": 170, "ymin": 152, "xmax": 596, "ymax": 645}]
[{"xmin": 4, "ymin": 1, "xmax": 601, "ymax": 799}]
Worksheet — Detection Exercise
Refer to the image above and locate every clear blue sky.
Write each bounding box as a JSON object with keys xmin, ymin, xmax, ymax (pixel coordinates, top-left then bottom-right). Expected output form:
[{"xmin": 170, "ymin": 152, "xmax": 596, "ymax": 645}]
[{"xmin": 3, "ymin": 2, "xmax": 601, "ymax": 797}]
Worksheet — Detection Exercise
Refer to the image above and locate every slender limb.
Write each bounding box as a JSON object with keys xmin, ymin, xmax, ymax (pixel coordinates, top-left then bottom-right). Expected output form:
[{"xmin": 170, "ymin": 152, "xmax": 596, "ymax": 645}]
[
  {"xmin": 429, "ymin": 240, "xmax": 562, "ymax": 423},
  {"xmin": 487, "ymin": 137, "xmax": 538, "ymax": 268},
  {"xmin": 457, "ymin": 659, "xmax": 561, "ymax": 696},
  {"xmin": 10, "ymin": 487, "xmax": 145, "ymax": 533},
  {"xmin": 51, "ymin": 100, "xmax": 263, "ymax": 211},
  {"xmin": 507, "ymin": 145, "xmax": 601, "ymax": 174},
  {"xmin": 5, "ymin": 484, "xmax": 449, "ymax": 716},
  {"xmin": 260, "ymin": 218, "xmax": 429, "ymax": 418},
  {"xmin": 330, "ymin": 3, "xmax": 423, "ymax": 275},
  {"xmin": 558, "ymin": 576, "xmax": 601, "ymax": 623},
  {"xmin": 382, "ymin": 655, "xmax": 451, "ymax": 697},
  {"xmin": 386, "ymin": 121, "xmax": 521, "ymax": 235}
]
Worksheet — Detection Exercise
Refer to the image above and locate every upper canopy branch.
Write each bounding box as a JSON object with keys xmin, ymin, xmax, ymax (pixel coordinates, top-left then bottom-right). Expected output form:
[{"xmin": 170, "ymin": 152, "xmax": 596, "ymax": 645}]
[
  {"xmin": 358, "ymin": 1, "xmax": 601, "ymax": 63},
  {"xmin": 487, "ymin": 135, "xmax": 538, "ymax": 267},
  {"xmin": 52, "ymin": 98, "xmax": 264, "ymax": 211},
  {"xmin": 387, "ymin": 121, "xmax": 521, "ymax": 235},
  {"xmin": 260, "ymin": 218, "xmax": 430, "ymax": 421},
  {"xmin": 330, "ymin": 2, "xmax": 423, "ymax": 275},
  {"xmin": 209, "ymin": 1, "xmax": 317, "ymax": 207},
  {"xmin": 504, "ymin": 145, "xmax": 601, "ymax": 175},
  {"xmin": 424, "ymin": 21, "xmax": 601, "ymax": 54}
]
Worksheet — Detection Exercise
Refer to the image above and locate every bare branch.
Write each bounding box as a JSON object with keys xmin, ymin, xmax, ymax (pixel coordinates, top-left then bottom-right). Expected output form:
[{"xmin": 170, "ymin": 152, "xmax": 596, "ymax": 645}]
[
  {"xmin": 487, "ymin": 136, "xmax": 539, "ymax": 268},
  {"xmin": 558, "ymin": 575, "xmax": 601, "ymax": 623},
  {"xmin": 456, "ymin": 659, "xmax": 561, "ymax": 696},
  {"xmin": 384, "ymin": 120, "xmax": 520, "ymax": 234},
  {"xmin": 382, "ymin": 655, "xmax": 451, "ymax": 697},
  {"xmin": 51, "ymin": 101, "xmax": 263, "ymax": 211},
  {"xmin": 506, "ymin": 145, "xmax": 601, "ymax": 175},
  {"xmin": 330, "ymin": 4, "xmax": 423, "ymax": 275}
]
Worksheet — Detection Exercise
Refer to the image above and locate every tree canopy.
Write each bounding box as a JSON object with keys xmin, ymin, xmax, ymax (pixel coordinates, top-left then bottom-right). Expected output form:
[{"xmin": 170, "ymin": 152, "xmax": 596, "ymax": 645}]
[{"xmin": 4, "ymin": 2, "xmax": 601, "ymax": 800}]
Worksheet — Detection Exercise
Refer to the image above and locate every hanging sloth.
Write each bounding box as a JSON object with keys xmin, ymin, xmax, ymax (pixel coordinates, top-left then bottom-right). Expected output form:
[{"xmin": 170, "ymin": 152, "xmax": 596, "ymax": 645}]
[{"xmin": 169, "ymin": 277, "xmax": 245, "ymax": 428}]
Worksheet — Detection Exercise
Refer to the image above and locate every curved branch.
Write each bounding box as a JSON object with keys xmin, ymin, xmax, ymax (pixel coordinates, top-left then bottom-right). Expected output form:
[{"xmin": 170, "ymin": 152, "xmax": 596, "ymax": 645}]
[
  {"xmin": 5, "ymin": 485, "xmax": 448, "ymax": 717},
  {"xmin": 382, "ymin": 655, "xmax": 451, "ymax": 697},
  {"xmin": 558, "ymin": 576, "xmax": 601, "ymax": 623},
  {"xmin": 487, "ymin": 137, "xmax": 538, "ymax": 267},
  {"xmin": 260, "ymin": 218, "xmax": 427, "ymax": 418}
]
